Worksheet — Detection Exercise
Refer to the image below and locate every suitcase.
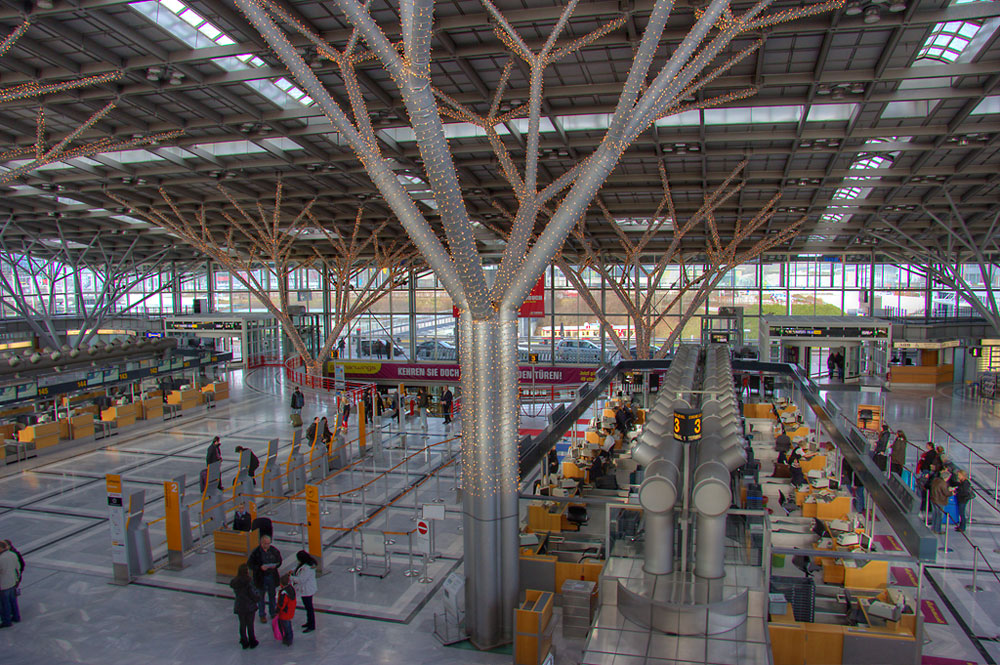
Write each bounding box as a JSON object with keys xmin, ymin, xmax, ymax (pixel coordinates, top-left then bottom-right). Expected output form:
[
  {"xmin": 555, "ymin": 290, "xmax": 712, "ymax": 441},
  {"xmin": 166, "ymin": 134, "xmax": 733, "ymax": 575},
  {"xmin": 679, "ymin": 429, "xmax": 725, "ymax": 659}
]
[{"xmin": 290, "ymin": 412, "xmax": 302, "ymax": 427}]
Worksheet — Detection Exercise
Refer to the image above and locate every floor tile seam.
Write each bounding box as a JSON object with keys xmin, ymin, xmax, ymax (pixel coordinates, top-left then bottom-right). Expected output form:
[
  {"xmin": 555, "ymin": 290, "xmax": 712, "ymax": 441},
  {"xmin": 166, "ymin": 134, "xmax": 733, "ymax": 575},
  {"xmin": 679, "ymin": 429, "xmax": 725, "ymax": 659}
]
[
  {"xmin": 128, "ymin": 575, "xmax": 424, "ymax": 625},
  {"xmin": 18, "ymin": 519, "xmax": 108, "ymax": 557},
  {"xmin": 925, "ymin": 566, "xmax": 998, "ymax": 665},
  {"xmin": 0, "ymin": 477, "xmax": 102, "ymax": 509}
]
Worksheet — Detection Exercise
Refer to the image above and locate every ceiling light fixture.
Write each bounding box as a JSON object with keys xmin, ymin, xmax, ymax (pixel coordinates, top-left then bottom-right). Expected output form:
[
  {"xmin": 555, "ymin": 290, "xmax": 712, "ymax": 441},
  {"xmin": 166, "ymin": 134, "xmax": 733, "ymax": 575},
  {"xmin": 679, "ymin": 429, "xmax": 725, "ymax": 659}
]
[
  {"xmin": 35, "ymin": 0, "xmax": 54, "ymax": 9},
  {"xmin": 863, "ymin": 5, "xmax": 881, "ymax": 23}
]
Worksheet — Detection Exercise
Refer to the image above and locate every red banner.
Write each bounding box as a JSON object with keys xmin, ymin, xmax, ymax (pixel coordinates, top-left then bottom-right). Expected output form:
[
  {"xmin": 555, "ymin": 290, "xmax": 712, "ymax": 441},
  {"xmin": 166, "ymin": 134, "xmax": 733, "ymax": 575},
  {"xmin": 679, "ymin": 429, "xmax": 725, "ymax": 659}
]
[
  {"xmin": 327, "ymin": 360, "xmax": 595, "ymax": 385},
  {"xmin": 453, "ymin": 275, "xmax": 544, "ymax": 318}
]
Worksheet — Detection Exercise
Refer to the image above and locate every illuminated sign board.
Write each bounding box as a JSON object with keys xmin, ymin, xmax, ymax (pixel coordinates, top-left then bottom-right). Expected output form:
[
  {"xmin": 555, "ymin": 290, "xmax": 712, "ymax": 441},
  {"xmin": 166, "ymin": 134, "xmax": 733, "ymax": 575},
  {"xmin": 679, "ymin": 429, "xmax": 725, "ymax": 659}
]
[
  {"xmin": 673, "ymin": 408, "xmax": 702, "ymax": 442},
  {"xmin": 769, "ymin": 326, "xmax": 889, "ymax": 339},
  {"xmin": 165, "ymin": 320, "xmax": 243, "ymax": 332}
]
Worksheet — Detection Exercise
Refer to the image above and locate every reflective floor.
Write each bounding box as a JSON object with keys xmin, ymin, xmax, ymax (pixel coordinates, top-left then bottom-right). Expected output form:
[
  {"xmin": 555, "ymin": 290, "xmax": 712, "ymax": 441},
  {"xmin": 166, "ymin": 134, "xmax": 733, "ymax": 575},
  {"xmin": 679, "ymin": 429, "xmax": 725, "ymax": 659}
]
[{"xmin": 2, "ymin": 368, "xmax": 1000, "ymax": 663}]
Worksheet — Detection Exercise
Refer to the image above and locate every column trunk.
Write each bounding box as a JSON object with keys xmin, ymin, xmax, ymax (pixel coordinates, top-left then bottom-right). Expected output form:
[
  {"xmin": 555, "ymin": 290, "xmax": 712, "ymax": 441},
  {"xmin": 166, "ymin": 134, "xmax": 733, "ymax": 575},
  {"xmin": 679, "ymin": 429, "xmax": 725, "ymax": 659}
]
[{"xmin": 460, "ymin": 308, "xmax": 519, "ymax": 649}]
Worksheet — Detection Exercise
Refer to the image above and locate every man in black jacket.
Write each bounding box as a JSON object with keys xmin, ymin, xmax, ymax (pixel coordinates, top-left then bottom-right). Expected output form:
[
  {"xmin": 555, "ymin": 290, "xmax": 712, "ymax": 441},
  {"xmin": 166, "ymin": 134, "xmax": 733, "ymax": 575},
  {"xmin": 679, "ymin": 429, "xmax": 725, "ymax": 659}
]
[
  {"xmin": 290, "ymin": 388, "xmax": 304, "ymax": 414},
  {"xmin": 206, "ymin": 436, "xmax": 223, "ymax": 490},
  {"xmin": 442, "ymin": 388, "xmax": 453, "ymax": 424},
  {"xmin": 247, "ymin": 535, "xmax": 282, "ymax": 623}
]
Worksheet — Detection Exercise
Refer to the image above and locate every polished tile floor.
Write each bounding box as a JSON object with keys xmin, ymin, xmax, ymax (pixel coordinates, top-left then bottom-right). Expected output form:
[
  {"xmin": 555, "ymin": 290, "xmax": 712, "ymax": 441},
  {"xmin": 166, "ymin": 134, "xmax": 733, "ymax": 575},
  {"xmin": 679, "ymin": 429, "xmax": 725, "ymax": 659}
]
[{"xmin": 3, "ymin": 368, "xmax": 1000, "ymax": 663}]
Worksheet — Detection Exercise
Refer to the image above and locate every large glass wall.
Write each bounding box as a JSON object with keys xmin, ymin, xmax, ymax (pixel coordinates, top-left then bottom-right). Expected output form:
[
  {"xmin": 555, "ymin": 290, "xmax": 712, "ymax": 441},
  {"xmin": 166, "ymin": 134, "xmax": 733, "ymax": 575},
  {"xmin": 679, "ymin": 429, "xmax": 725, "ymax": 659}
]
[{"xmin": 5, "ymin": 253, "xmax": 995, "ymax": 357}]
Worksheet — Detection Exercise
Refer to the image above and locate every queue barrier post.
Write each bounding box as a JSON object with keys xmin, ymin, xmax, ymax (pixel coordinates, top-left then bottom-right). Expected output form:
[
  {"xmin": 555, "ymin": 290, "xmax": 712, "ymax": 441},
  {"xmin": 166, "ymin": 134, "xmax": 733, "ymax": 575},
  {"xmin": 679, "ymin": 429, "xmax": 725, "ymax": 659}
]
[{"xmin": 404, "ymin": 531, "xmax": 419, "ymax": 577}]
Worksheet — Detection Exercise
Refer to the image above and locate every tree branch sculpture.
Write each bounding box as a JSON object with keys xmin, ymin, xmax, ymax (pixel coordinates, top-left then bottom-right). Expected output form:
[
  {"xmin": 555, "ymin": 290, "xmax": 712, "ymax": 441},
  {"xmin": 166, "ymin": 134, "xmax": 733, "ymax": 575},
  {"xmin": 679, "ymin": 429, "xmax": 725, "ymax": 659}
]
[
  {"xmin": 0, "ymin": 20, "xmax": 182, "ymax": 184},
  {"xmin": 558, "ymin": 161, "xmax": 804, "ymax": 359},
  {"xmin": 0, "ymin": 217, "xmax": 176, "ymax": 349},
  {"xmin": 866, "ymin": 189, "xmax": 1000, "ymax": 332},
  {"xmin": 230, "ymin": 0, "xmax": 840, "ymax": 646},
  {"xmin": 109, "ymin": 181, "xmax": 418, "ymax": 374}
]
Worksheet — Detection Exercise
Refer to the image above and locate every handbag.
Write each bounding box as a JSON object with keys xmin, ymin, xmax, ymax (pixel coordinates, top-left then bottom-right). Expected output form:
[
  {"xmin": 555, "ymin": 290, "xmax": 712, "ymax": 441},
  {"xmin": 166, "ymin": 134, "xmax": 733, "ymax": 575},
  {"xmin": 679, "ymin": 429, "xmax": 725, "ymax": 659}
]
[{"xmin": 272, "ymin": 616, "xmax": 282, "ymax": 641}]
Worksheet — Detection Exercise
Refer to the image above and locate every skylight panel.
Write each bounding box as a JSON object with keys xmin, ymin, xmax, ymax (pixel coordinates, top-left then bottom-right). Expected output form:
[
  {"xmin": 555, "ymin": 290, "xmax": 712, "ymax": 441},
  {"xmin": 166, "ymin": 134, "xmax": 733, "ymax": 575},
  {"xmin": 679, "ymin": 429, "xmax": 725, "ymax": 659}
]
[
  {"xmin": 130, "ymin": 0, "xmax": 314, "ymax": 108},
  {"xmin": 832, "ymin": 186, "xmax": 862, "ymax": 200},
  {"xmin": 916, "ymin": 21, "xmax": 981, "ymax": 62}
]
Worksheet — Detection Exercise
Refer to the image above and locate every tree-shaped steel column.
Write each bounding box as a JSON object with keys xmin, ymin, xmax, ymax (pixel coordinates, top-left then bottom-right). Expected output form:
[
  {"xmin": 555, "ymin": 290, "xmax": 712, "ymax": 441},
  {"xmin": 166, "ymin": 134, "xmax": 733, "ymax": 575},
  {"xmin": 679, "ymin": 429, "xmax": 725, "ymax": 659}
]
[{"xmin": 231, "ymin": 0, "xmax": 840, "ymax": 647}]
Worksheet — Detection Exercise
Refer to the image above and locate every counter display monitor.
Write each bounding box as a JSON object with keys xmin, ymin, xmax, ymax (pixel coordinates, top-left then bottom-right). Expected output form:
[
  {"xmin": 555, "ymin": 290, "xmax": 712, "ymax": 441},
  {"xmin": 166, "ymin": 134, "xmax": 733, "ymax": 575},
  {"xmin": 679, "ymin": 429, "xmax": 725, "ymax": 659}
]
[
  {"xmin": 710, "ymin": 332, "xmax": 731, "ymax": 343},
  {"xmin": 15, "ymin": 382, "xmax": 36, "ymax": 399},
  {"xmin": 0, "ymin": 385, "xmax": 16, "ymax": 402},
  {"xmin": 166, "ymin": 320, "xmax": 242, "ymax": 332},
  {"xmin": 769, "ymin": 326, "xmax": 889, "ymax": 339},
  {"xmin": 87, "ymin": 371, "xmax": 103, "ymax": 387}
]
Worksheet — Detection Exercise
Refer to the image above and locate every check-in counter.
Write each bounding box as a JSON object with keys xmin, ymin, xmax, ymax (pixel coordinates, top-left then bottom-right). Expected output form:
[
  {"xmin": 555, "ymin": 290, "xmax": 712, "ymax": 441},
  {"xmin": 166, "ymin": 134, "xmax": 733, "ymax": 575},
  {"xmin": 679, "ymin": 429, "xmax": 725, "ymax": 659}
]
[
  {"xmin": 58, "ymin": 413, "xmax": 95, "ymax": 440},
  {"xmin": 821, "ymin": 558, "xmax": 889, "ymax": 589},
  {"xmin": 18, "ymin": 421, "xmax": 60, "ymax": 450},
  {"xmin": 518, "ymin": 536, "xmax": 604, "ymax": 595},
  {"xmin": 101, "ymin": 403, "xmax": 138, "ymax": 428},
  {"xmin": 203, "ymin": 381, "xmax": 229, "ymax": 401},
  {"xmin": 213, "ymin": 528, "xmax": 259, "ymax": 583},
  {"xmin": 889, "ymin": 364, "xmax": 953, "ymax": 385},
  {"xmin": 168, "ymin": 389, "xmax": 203, "ymax": 411},
  {"xmin": 744, "ymin": 402, "xmax": 776, "ymax": 419},
  {"xmin": 138, "ymin": 398, "xmax": 163, "ymax": 420},
  {"xmin": 769, "ymin": 591, "xmax": 915, "ymax": 665}
]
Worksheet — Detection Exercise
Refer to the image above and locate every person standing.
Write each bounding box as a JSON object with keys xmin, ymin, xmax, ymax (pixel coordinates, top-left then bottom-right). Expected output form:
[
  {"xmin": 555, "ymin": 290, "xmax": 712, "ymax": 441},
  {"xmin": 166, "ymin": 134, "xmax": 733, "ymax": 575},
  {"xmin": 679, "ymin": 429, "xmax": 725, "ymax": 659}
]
[
  {"xmin": 247, "ymin": 535, "xmax": 282, "ymax": 624},
  {"xmin": 306, "ymin": 417, "xmax": 320, "ymax": 445},
  {"xmin": 930, "ymin": 471, "xmax": 953, "ymax": 533},
  {"xmin": 917, "ymin": 442, "xmax": 939, "ymax": 474},
  {"xmin": 232, "ymin": 502, "xmax": 252, "ymax": 532},
  {"xmin": 337, "ymin": 338, "xmax": 345, "ymax": 359},
  {"xmin": 442, "ymin": 387, "xmax": 453, "ymax": 424},
  {"xmin": 291, "ymin": 551, "xmax": 318, "ymax": 633},
  {"xmin": 290, "ymin": 387, "xmax": 304, "ymax": 415},
  {"xmin": 954, "ymin": 470, "xmax": 973, "ymax": 533},
  {"xmin": 276, "ymin": 573, "xmax": 296, "ymax": 646},
  {"xmin": 230, "ymin": 564, "xmax": 260, "ymax": 649},
  {"xmin": 826, "ymin": 352, "xmax": 837, "ymax": 379},
  {"xmin": 341, "ymin": 397, "xmax": 351, "ymax": 429},
  {"xmin": 2, "ymin": 541, "xmax": 23, "ymax": 601},
  {"xmin": 207, "ymin": 436, "xmax": 223, "ymax": 466},
  {"xmin": 363, "ymin": 392, "xmax": 373, "ymax": 425},
  {"xmin": 206, "ymin": 436, "xmax": 224, "ymax": 490},
  {"xmin": 889, "ymin": 430, "xmax": 908, "ymax": 476},
  {"xmin": 319, "ymin": 417, "xmax": 332, "ymax": 444},
  {"xmin": 234, "ymin": 446, "xmax": 259, "ymax": 484},
  {"xmin": 835, "ymin": 351, "xmax": 845, "ymax": 381},
  {"xmin": 0, "ymin": 540, "xmax": 20, "ymax": 627},
  {"xmin": 872, "ymin": 425, "xmax": 891, "ymax": 471}
]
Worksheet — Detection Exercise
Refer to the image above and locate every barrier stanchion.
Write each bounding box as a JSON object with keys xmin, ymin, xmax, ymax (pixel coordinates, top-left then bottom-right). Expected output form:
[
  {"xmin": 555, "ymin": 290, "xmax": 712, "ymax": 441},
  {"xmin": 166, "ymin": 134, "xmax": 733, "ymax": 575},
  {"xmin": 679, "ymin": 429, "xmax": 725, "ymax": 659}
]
[
  {"xmin": 434, "ymin": 466, "xmax": 445, "ymax": 503},
  {"xmin": 287, "ymin": 500, "xmax": 300, "ymax": 538},
  {"xmin": 347, "ymin": 527, "xmax": 362, "ymax": 573},
  {"xmin": 418, "ymin": 552, "xmax": 433, "ymax": 584},
  {"xmin": 404, "ymin": 531, "xmax": 419, "ymax": 577}
]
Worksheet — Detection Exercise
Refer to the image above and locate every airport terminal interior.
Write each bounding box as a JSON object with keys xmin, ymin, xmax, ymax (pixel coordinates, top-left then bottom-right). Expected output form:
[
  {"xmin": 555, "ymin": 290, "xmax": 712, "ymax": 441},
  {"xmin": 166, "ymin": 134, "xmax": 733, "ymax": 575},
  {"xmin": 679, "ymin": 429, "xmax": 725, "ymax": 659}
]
[{"xmin": 3, "ymin": 0, "xmax": 1000, "ymax": 663}]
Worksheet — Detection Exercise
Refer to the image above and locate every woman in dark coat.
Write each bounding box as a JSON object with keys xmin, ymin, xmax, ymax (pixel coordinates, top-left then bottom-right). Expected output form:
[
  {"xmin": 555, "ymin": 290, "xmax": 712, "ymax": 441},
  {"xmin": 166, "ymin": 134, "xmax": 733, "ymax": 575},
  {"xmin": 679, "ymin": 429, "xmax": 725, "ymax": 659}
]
[{"xmin": 230, "ymin": 564, "xmax": 260, "ymax": 649}]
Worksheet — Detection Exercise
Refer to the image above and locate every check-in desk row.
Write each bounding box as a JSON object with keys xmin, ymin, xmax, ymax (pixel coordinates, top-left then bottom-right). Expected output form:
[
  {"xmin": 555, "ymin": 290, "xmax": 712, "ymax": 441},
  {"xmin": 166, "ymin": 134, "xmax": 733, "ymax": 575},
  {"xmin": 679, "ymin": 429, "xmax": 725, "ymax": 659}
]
[
  {"xmin": 5, "ymin": 382, "xmax": 228, "ymax": 459},
  {"xmin": 769, "ymin": 589, "xmax": 916, "ymax": 665}
]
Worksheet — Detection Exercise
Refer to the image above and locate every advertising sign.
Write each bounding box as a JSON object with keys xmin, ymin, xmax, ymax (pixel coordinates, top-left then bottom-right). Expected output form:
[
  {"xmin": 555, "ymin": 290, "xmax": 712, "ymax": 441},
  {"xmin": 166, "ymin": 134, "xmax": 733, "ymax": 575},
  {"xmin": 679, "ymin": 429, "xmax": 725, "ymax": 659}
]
[
  {"xmin": 453, "ymin": 275, "xmax": 544, "ymax": 318},
  {"xmin": 328, "ymin": 361, "xmax": 597, "ymax": 385}
]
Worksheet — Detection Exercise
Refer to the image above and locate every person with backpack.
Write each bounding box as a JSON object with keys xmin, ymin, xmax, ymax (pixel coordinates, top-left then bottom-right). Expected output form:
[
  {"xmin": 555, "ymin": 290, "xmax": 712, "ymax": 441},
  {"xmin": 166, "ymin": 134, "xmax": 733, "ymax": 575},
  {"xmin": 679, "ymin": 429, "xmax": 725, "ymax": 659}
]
[
  {"xmin": 442, "ymin": 388, "xmax": 453, "ymax": 424},
  {"xmin": 276, "ymin": 573, "xmax": 296, "ymax": 645},
  {"xmin": 291, "ymin": 550, "xmax": 318, "ymax": 633},
  {"xmin": 205, "ymin": 436, "xmax": 223, "ymax": 490},
  {"xmin": 229, "ymin": 564, "xmax": 260, "ymax": 649}
]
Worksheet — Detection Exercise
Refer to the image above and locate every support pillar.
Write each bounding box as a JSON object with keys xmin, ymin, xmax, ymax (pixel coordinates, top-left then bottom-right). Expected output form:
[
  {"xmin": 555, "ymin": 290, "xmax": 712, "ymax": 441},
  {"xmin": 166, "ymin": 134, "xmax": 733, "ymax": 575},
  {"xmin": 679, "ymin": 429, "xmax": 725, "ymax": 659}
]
[{"xmin": 460, "ymin": 309, "xmax": 519, "ymax": 649}]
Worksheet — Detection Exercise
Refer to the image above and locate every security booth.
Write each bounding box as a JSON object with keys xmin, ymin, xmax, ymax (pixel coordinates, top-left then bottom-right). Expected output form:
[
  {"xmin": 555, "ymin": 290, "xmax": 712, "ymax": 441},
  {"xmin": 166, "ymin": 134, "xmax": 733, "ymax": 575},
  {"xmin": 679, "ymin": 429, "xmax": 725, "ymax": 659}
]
[
  {"xmin": 164, "ymin": 314, "xmax": 280, "ymax": 368},
  {"xmin": 759, "ymin": 316, "xmax": 892, "ymax": 381}
]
